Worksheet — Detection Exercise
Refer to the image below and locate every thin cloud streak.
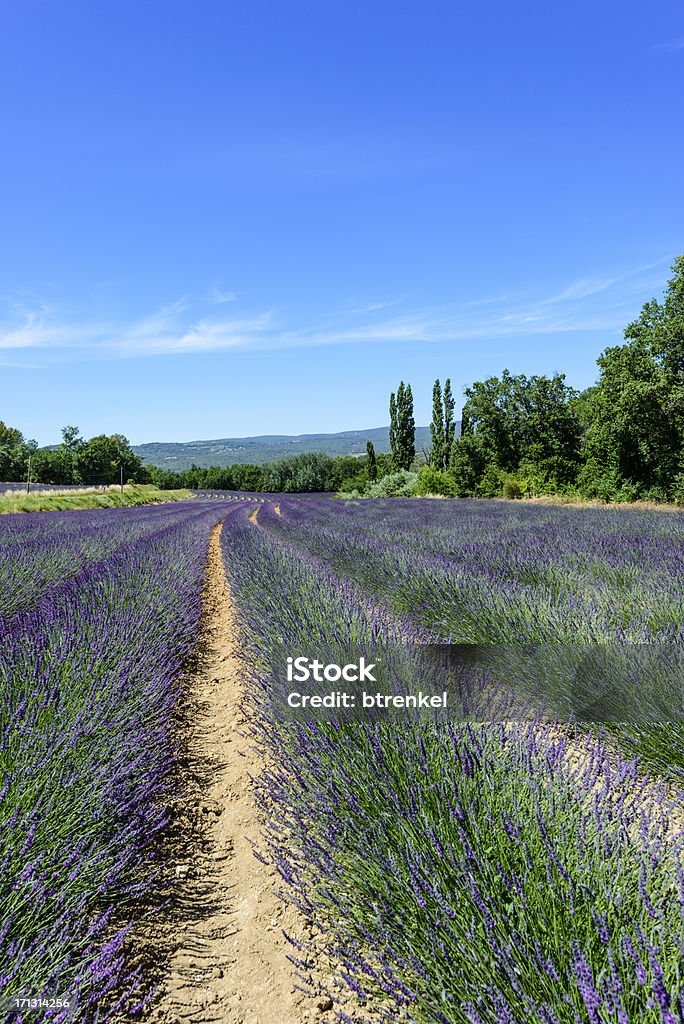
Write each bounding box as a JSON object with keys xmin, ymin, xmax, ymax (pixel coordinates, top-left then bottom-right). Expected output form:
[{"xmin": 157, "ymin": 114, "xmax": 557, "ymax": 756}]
[
  {"xmin": 208, "ymin": 287, "xmax": 237, "ymax": 305},
  {"xmin": 113, "ymin": 313, "xmax": 274, "ymax": 355},
  {"xmin": 0, "ymin": 257, "xmax": 671, "ymax": 361},
  {"xmin": 651, "ymin": 37, "xmax": 684, "ymax": 52}
]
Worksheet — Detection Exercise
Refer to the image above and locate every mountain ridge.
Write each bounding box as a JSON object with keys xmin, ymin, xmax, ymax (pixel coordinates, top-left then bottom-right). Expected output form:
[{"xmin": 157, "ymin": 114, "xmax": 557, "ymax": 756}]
[{"xmin": 132, "ymin": 425, "xmax": 440, "ymax": 470}]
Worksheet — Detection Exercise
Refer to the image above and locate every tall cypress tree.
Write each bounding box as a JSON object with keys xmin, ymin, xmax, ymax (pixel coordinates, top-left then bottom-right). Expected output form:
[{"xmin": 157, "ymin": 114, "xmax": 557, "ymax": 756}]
[
  {"xmin": 389, "ymin": 391, "xmax": 398, "ymax": 468},
  {"xmin": 390, "ymin": 382, "xmax": 416, "ymax": 470},
  {"xmin": 430, "ymin": 379, "xmax": 445, "ymax": 470},
  {"xmin": 398, "ymin": 382, "xmax": 416, "ymax": 470},
  {"xmin": 366, "ymin": 440, "xmax": 378, "ymax": 482},
  {"xmin": 444, "ymin": 378, "xmax": 454, "ymax": 446},
  {"xmin": 444, "ymin": 378, "xmax": 456, "ymax": 469}
]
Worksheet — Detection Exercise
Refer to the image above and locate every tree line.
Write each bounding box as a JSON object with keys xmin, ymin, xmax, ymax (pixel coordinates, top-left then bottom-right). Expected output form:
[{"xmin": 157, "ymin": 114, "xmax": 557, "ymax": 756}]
[
  {"xmin": 0, "ymin": 422, "xmax": 393, "ymax": 494},
  {"xmin": 0, "ymin": 426, "xmax": 147, "ymax": 488},
  {"xmin": 374, "ymin": 256, "xmax": 684, "ymax": 503},
  {"xmin": 149, "ymin": 451, "xmax": 395, "ymax": 494}
]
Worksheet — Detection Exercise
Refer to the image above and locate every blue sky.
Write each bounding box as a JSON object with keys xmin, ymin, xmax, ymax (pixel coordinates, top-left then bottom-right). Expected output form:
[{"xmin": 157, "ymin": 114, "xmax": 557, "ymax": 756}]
[{"xmin": 1, "ymin": 1, "xmax": 682, "ymax": 446}]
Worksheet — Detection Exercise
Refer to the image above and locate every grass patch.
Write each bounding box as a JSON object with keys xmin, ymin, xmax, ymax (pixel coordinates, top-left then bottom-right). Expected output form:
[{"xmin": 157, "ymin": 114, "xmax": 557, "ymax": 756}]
[{"xmin": 0, "ymin": 484, "xmax": 192, "ymax": 514}]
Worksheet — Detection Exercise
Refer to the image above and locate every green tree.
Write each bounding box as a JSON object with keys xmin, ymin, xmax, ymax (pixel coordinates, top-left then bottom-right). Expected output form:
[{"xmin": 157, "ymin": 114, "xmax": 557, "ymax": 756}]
[
  {"xmin": 450, "ymin": 371, "xmax": 581, "ymax": 494},
  {"xmin": 389, "ymin": 391, "xmax": 398, "ymax": 466},
  {"xmin": 443, "ymin": 378, "xmax": 456, "ymax": 458},
  {"xmin": 263, "ymin": 452, "xmax": 335, "ymax": 492},
  {"xmin": 366, "ymin": 441, "xmax": 378, "ymax": 482},
  {"xmin": 76, "ymin": 434, "xmax": 145, "ymax": 485},
  {"xmin": 53, "ymin": 425, "xmax": 86, "ymax": 483},
  {"xmin": 375, "ymin": 451, "xmax": 394, "ymax": 478},
  {"xmin": 579, "ymin": 342, "xmax": 678, "ymax": 496},
  {"xmin": 0, "ymin": 421, "xmax": 25, "ymax": 481},
  {"xmin": 327, "ymin": 455, "xmax": 366, "ymax": 491},
  {"xmin": 29, "ymin": 448, "xmax": 64, "ymax": 484},
  {"xmin": 61, "ymin": 425, "xmax": 83, "ymax": 451},
  {"xmin": 390, "ymin": 381, "xmax": 415, "ymax": 471},
  {"xmin": 625, "ymin": 255, "xmax": 684, "ymax": 381},
  {"xmin": 429, "ymin": 378, "xmax": 457, "ymax": 471},
  {"xmin": 429, "ymin": 380, "xmax": 446, "ymax": 470},
  {"xmin": 578, "ymin": 257, "xmax": 684, "ymax": 498},
  {"xmin": 0, "ymin": 421, "xmax": 24, "ymax": 448}
]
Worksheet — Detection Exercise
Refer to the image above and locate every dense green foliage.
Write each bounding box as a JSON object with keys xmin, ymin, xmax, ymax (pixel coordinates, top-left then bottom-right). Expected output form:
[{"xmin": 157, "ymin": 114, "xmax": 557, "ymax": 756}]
[
  {"xmin": 429, "ymin": 377, "xmax": 456, "ymax": 471},
  {"xmin": 0, "ymin": 425, "xmax": 148, "ymax": 487},
  {"xmin": 448, "ymin": 258, "xmax": 684, "ymax": 502},
  {"xmin": 450, "ymin": 370, "xmax": 583, "ymax": 497},
  {"xmin": 576, "ymin": 258, "xmax": 684, "ymax": 502},
  {"xmin": 389, "ymin": 380, "xmax": 416, "ymax": 470},
  {"xmin": 414, "ymin": 464, "xmax": 457, "ymax": 496},
  {"xmin": 365, "ymin": 469, "xmax": 419, "ymax": 497},
  {"xmin": 365, "ymin": 257, "xmax": 684, "ymax": 503},
  {"xmin": 147, "ymin": 451, "xmax": 385, "ymax": 493},
  {"xmin": 366, "ymin": 440, "xmax": 378, "ymax": 482}
]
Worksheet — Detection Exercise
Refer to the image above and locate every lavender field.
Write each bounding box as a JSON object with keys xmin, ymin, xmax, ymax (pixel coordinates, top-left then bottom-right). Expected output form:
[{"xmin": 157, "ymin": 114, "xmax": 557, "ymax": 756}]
[
  {"xmin": 1, "ymin": 496, "xmax": 684, "ymax": 1023},
  {"xmin": 0, "ymin": 503, "xmax": 224, "ymax": 1020},
  {"xmin": 222, "ymin": 498, "xmax": 684, "ymax": 1024}
]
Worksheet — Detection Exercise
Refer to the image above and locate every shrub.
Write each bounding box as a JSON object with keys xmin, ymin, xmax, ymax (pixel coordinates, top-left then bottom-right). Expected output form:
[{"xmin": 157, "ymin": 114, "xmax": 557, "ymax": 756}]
[
  {"xmin": 671, "ymin": 473, "xmax": 684, "ymax": 506},
  {"xmin": 576, "ymin": 465, "xmax": 623, "ymax": 502},
  {"xmin": 414, "ymin": 466, "xmax": 456, "ymax": 497},
  {"xmin": 476, "ymin": 464, "xmax": 505, "ymax": 498},
  {"xmin": 502, "ymin": 474, "xmax": 523, "ymax": 499},
  {"xmin": 339, "ymin": 473, "xmax": 368, "ymax": 493},
  {"xmin": 366, "ymin": 471, "xmax": 419, "ymax": 498}
]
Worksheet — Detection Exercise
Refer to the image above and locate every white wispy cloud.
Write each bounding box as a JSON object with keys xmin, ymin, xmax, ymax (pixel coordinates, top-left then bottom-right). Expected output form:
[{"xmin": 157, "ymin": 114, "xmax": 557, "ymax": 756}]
[
  {"xmin": 0, "ymin": 257, "xmax": 673, "ymax": 362},
  {"xmin": 341, "ymin": 297, "xmax": 409, "ymax": 315},
  {"xmin": 208, "ymin": 287, "xmax": 237, "ymax": 305},
  {"xmin": 651, "ymin": 36, "xmax": 684, "ymax": 52},
  {"xmin": 0, "ymin": 312, "xmax": 102, "ymax": 351},
  {"xmin": 113, "ymin": 312, "xmax": 274, "ymax": 355}
]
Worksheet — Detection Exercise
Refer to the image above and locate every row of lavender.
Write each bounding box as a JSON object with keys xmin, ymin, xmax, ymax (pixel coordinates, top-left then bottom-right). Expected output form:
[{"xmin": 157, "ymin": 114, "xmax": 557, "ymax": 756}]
[
  {"xmin": 221, "ymin": 499, "xmax": 684, "ymax": 1024},
  {"xmin": 260, "ymin": 497, "xmax": 684, "ymax": 779},
  {"xmin": 0, "ymin": 502, "xmax": 227, "ymax": 1022}
]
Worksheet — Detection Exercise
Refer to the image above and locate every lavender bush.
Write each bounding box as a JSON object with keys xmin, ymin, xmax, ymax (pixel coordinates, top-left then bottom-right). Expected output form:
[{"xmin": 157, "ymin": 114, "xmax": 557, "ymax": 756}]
[
  {"xmin": 0, "ymin": 502, "xmax": 223, "ymax": 1021},
  {"xmin": 257, "ymin": 497, "xmax": 684, "ymax": 778},
  {"xmin": 220, "ymin": 498, "xmax": 684, "ymax": 1023}
]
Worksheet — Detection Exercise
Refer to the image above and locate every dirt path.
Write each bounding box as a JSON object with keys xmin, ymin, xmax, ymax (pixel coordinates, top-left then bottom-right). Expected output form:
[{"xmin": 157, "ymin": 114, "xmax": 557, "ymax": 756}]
[{"xmin": 149, "ymin": 523, "xmax": 335, "ymax": 1024}]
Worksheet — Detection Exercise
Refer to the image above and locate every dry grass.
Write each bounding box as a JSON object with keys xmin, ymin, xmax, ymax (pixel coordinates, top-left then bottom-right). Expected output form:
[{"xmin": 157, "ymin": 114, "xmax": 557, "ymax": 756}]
[
  {"xmin": 416, "ymin": 493, "xmax": 683, "ymax": 512},
  {"xmin": 502, "ymin": 495, "xmax": 684, "ymax": 513},
  {"xmin": 0, "ymin": 484, "xmax": 193, "ymax": 514}
]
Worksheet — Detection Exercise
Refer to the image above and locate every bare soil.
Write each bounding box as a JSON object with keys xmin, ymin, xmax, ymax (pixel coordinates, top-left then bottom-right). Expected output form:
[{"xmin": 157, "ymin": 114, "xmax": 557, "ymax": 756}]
[{"xmin": 147, "ymin": 523, "xmax": 340, "ymax": 1024}]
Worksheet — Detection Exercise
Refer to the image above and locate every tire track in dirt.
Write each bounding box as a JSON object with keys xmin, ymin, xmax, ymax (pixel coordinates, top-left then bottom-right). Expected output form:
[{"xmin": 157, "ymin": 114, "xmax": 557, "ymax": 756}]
[{"xmin": 149, "ymin": 521, "xmax": 338, "ymax": 1024}]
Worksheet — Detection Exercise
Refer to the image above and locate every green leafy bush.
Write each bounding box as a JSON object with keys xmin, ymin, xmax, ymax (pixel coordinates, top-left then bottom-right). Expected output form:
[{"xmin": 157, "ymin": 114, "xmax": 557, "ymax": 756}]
[
  {"xmin": 414, "ymin": 465, "xmax": 456, "ymax": 497},
  {"xmin": 502, "ymin": 473, "xmax": 523, "ymax": 499},
  {"xmin": 671, "ymin": 473, "xmax": 684, "ymax": 506},
  {"xmin": 366, "ymin": 470, "xmax": 419, "ymax": 497},
  {"xmin": 476, "ymin": 464, "xmax": 505, "ymax": 498}
]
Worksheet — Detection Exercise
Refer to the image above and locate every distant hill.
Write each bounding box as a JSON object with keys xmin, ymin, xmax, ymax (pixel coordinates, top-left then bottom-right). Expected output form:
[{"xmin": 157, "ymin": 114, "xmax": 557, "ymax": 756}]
[{"xmin": 133, "ymin": 425, "xmax": 444, "ymax": 470}]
